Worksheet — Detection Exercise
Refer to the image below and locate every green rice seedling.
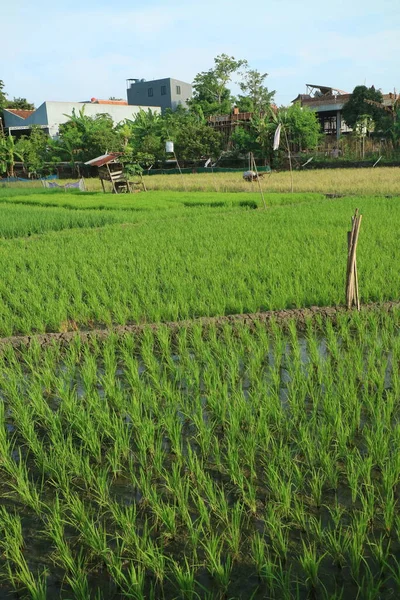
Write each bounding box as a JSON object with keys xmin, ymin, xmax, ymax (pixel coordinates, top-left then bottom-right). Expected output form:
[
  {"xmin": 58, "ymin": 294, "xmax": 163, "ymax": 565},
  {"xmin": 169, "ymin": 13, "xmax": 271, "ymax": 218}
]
[
  {"xmin": 186, "ymin": 517, "xmax": 204, "ymax": 561},
  {"xmin": 156, "ymin": 326, "xmax": 176, "ymax": 372},
  {"xmin": 67, "ymin": 405, "xmax": 103, "ymax": 462},
  {"xmin": 170, "ymin": 557, "xmax": 197, "ymax": 600},
  {"xmin": 224, "ymin": 502, "xmax": 245, "ymax": 557},
  {"xmin": 5, "ymin": 451, "xmax": 43, "ymax": 514},
  {"xmin": 264, "ymin": 506, "xmax": 289, "ymax": 562},
  {"xmin": 319, "ymin": 448, "xmax": 339, "ymax": 491},
  {"xmin": 368, "ymin": 535, "xmax": 391, "ymax": 578},
  {"xmin": 205, "ymin": 481, "xmax": 230, "ymax": 524},
  {"xmin": 81, "ymin": 346, "xmax": 99, "ymax": 392},
  {"xmin": 46, "ymin": 502, "xmax": 91, "ymax": 598},
  {"xmin": 202, "ymin": 534, "xmax": 232, "ymax": 594},
  {"xmin": 381, "ymin": 458, "xmax": 400, "ymax": 497},
  {"xmin": 225, "ymin": 437, "xmax": 244, "ymax": 488},
  {"xmin": 105, "ymin": 442, "xmax": 124, "ymax": 479},
  {"xmin": 163, "ymin": 411, "xmax": 184, "ymax": 461},
  {"xmin": 364, "ymin": 423, "xmax": 390, "ymax": 469},
  {"xmin": 274, "ymin": 562, "xmax": 297, "ymax": 600},
  {"xmin": 45, "ymin": 496, "xmax": 89, "ymax": 597},
  {"xmin": 357, "ymin": 561, "xmax": 386, "ymax": 600},
  {"xmin": 133, "ymin": 466, "xmax": 160, "ymax": 509},
  {"xmin": 382, "ymin": 490, "xmax": 396, "ymax": 533},
  {"xmin": 6, "ymin": 392, "xmax": 45, "ymax": 463},
  {"xmin": 346, "ymin": 453, "xmax": 362, "ymax": 504},
  {"xmin": 238, "ymin": 476, "xmax": 258, "ymax": 515},
  {"xmin": 137, "ymin": 536, "xmax": 166, "ymax": 583},
  {"xmin": 348, "ymin": 523, "xmax": 366, "ymax": 582},
  {"xmin": 327, "ymin": 502, "xmax": 346, "ymax": 531},
  {"xmin": 0, "ymin": 401, "xmax": 13, "ymax": 466},
  {"xmin": 324, "ymin": 527, "xmax": 350, "ymax": 569},
  {"xmin": 191, "ymin": 492, "xmax": 211, "ymax": 532},
  {"xmin": 65, "ymin": 493, "xmax": 111, "ymax": 559},
  {"xmin": 132, "ymin": 417, "xmax": 157, "ymax": 469},
  {"xmin": 359, "ymin": 485, "xmax": 375, "ymax": 527},
  {"xmin": 250, "ymin": 532, "xmax": 282, "ymax": 593},
  {"xmin": 306, "ymin": 515, "xmax": 324, "ymax": 545},
  {"xmin": 152, "ymin": 500, "xmax": 178, "ymax": 540},
  {"xmin": 116, "ymin": 513, "xmax": 143, "ymax": 555},
  {"xmin": 264, "ymin": 463, "xmax": 293, "ymax": 516},
  {"xmin": 290, "ymin": 497, "xmax": 308, "ymax": 532},
  {"xmin": 299, "ymin": 541, "xmax": 325, "ymax": 593},
  {"xmin": 0, "ymin": 507, "xmax": 47, "ymax": 600},
  {"xmin": 308, "ymin": 467, "xmax": 325, "ymax": 509},
  {"xmin": 385, "ymin": 555, "xmax": 400, "ymax": 593},
  {"xmin": 238, "ymin": 429, "xmax": 258, "ymax": 481},
  {"xmin": 108, "ymin": 501, "xmax": 137, "ymax": 536},
  {"xmin": 250, "ymin": 532, "xmax": 267, "ymax": 580},
  {"xmin": 163, "ymin": 462, "xmax": 191, "ymax": 524}
]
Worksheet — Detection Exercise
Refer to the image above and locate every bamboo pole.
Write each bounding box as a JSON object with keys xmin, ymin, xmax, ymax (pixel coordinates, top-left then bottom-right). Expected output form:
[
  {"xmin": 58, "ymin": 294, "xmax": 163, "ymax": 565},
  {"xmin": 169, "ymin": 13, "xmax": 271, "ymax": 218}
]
[
  {"xmin": 250, "ymin": 152, "xmax": 266, "ymax": 210},
  {"xmin": 174, "ymin": 152, "xmax": 187, "ymax": 191},
  {"xmin": 283, "ymin": 127, "xmax": 294, "ymax": 193},
  {"xmin": 346, "ymin": 210, "xmax": 362, "ymax": 310},
  {"xmin": 140, "ymin": 172, "xmax": 147, "ymax": 192}
]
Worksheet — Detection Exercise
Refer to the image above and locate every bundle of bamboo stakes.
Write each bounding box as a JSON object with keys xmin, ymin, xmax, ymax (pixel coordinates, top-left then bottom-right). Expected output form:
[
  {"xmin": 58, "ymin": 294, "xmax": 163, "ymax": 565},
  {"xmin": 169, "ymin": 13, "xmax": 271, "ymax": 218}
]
[{"xmin": 346, "ymin": 209, "xmax": 362, "ymax": 310}]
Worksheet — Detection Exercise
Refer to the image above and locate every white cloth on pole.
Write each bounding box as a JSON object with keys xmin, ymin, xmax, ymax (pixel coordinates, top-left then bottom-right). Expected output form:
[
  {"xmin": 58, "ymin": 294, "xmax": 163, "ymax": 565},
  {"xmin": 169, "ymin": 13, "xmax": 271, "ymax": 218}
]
[{"xmin": 273, "ymin": 124, "xmax": 281, "ymax": 151}]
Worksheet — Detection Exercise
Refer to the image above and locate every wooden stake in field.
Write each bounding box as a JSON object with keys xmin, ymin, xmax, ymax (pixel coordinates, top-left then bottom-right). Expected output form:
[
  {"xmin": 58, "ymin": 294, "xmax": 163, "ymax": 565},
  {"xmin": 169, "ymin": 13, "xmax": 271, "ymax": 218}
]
[
  {"xmin": 346, "ymin": 209, "xmax": 362, "ymax": 310},
  {"xmin": 249, "ymin": 152, "xmax": 267, "ymax": 209}
]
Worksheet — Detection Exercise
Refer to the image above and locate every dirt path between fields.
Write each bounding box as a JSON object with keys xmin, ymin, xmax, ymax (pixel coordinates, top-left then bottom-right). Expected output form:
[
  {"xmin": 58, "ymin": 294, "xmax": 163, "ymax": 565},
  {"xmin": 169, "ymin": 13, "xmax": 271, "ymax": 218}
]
[{"xmin": 1, "ymin": 300, "xmax": 399, "ymax": 350}]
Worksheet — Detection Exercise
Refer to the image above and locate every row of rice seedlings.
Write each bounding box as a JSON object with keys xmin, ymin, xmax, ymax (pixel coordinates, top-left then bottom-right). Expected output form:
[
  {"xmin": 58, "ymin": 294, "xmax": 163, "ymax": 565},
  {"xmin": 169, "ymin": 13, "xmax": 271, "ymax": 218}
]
[{"xmin": 0, "ymin": 310, "xmax": 400, "ymax": 596}]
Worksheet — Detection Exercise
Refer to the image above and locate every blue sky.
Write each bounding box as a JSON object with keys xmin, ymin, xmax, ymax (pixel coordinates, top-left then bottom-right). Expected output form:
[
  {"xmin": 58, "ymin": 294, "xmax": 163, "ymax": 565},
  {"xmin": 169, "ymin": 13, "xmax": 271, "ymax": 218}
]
[{"xmin": 2, "ymin": 0, "xmax": 399, "ymax": 107}]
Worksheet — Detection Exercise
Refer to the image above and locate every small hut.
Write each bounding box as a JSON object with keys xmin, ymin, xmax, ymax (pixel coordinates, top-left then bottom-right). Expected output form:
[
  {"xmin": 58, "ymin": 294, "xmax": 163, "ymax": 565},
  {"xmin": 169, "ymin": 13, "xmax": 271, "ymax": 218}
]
[{"xmin": 85, "ymin": 153, "xmax": 146, "ymax": 193}]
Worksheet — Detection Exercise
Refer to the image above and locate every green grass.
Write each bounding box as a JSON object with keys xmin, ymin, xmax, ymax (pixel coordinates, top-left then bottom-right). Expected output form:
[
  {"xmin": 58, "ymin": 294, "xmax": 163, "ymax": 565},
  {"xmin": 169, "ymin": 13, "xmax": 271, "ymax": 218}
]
[
  {"xmin": 0, "ymin": 309, "xmax": 399, "ymax": 598},
  {"xmin": 0, "ymin": 191, "xmax": 398, "ymax": 335}
]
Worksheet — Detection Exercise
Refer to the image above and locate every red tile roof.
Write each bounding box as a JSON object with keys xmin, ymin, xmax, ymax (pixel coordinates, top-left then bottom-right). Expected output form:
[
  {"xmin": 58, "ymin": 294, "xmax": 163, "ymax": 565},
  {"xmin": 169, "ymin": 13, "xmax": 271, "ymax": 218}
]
[{"xmin": 5, "ymin": 109, "xmax": 35, "ymax": 119}]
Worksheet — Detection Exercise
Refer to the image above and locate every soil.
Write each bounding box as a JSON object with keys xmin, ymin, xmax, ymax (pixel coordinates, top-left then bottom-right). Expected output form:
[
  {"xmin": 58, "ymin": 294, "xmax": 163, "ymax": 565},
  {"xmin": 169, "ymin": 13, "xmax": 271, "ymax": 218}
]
[{"xmin": 1, "ymin": 300, "xmax": 399, "ymax": 350}]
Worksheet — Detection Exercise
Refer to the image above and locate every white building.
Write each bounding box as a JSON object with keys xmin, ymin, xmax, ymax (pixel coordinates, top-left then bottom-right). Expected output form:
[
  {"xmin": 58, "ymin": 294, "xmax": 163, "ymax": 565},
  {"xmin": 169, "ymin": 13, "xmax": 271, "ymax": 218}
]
[{"xmin": 3, "ymin": 99, "xmax": 161, "ymax": 138}]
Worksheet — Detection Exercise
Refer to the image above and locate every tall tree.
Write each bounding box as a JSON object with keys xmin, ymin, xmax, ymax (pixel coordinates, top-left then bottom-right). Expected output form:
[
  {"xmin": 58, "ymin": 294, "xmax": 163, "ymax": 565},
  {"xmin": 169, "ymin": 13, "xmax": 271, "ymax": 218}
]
[
  {"xmin": 342, "ymin": 85, "xmax": 384, "ymax": 130},
  {"xmin": 15, "ymin": 125, "xmax": 49, "ymax": 176},
  {"xmin": 58, "ymin": 108, "xmax": 121, "ymax": 163},
  {"xmin": 0, "ymin": 80, "xmax": 7, "ymax": 110},
  {"xmin": 278, "ymin": 103, "xmax": 322, "ymax": 151},
  {"xmin": 236, "ymin": 69, "xmax": 275, "ymax": 114},
  {"xmin": 189, "ymin": 54, "xmax": 247, "ymax": 117},
  {"xmin": 6, "ymin": 97, "xmax": 35, "ymax": 110}
]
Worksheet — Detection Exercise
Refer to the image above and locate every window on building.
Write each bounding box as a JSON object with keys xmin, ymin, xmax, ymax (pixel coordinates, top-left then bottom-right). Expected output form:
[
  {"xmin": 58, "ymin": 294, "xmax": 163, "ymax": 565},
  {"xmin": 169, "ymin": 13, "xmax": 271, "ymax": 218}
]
[
  {"xmin": 176, "ymin": 85, "xmax": 181, "ymax": 95},
  {"xmin": 148, "ymin": 88, "xmax": 153, "ymax": 97},
  {"xmin": 161, "ymin": 85, "xmax": 166, "ymax": 96}
]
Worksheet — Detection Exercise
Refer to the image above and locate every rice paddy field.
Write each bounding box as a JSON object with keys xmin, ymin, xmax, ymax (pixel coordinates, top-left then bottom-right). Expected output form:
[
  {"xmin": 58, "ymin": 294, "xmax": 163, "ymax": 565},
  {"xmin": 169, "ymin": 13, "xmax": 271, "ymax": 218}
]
[
  {"xmin": 140, "ymin": 167, "xmax": 400, "ymax": 196},
  {"xmin": 3, "ymin": 166, "xmax": 400, "ymax": 195},
  {"xmin": 0, "ymin": 181, "xmax": 400, "ymax": 598}
]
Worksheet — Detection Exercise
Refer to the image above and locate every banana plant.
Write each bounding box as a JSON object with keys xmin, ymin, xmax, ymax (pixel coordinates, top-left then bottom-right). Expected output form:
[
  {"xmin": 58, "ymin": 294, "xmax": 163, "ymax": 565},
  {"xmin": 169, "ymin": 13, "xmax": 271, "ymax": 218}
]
[{"xmin": 0, "ymin": 133, "xmax": 23, "ymax": 177}]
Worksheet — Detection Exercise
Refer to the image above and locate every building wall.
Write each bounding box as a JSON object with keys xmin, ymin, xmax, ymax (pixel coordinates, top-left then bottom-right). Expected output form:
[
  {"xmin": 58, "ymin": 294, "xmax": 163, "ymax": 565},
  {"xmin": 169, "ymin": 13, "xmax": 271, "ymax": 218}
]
[
  {"xmin": 4, "ymin": 102, "xmax": 161, "ymax": 138},
  {"xmin": 127, "ymin": 78, "xmax": 192, "ymax": 111},
  {"xmin": 44, "ymin": 102, "xmax": 161, "ymax": 137}
]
